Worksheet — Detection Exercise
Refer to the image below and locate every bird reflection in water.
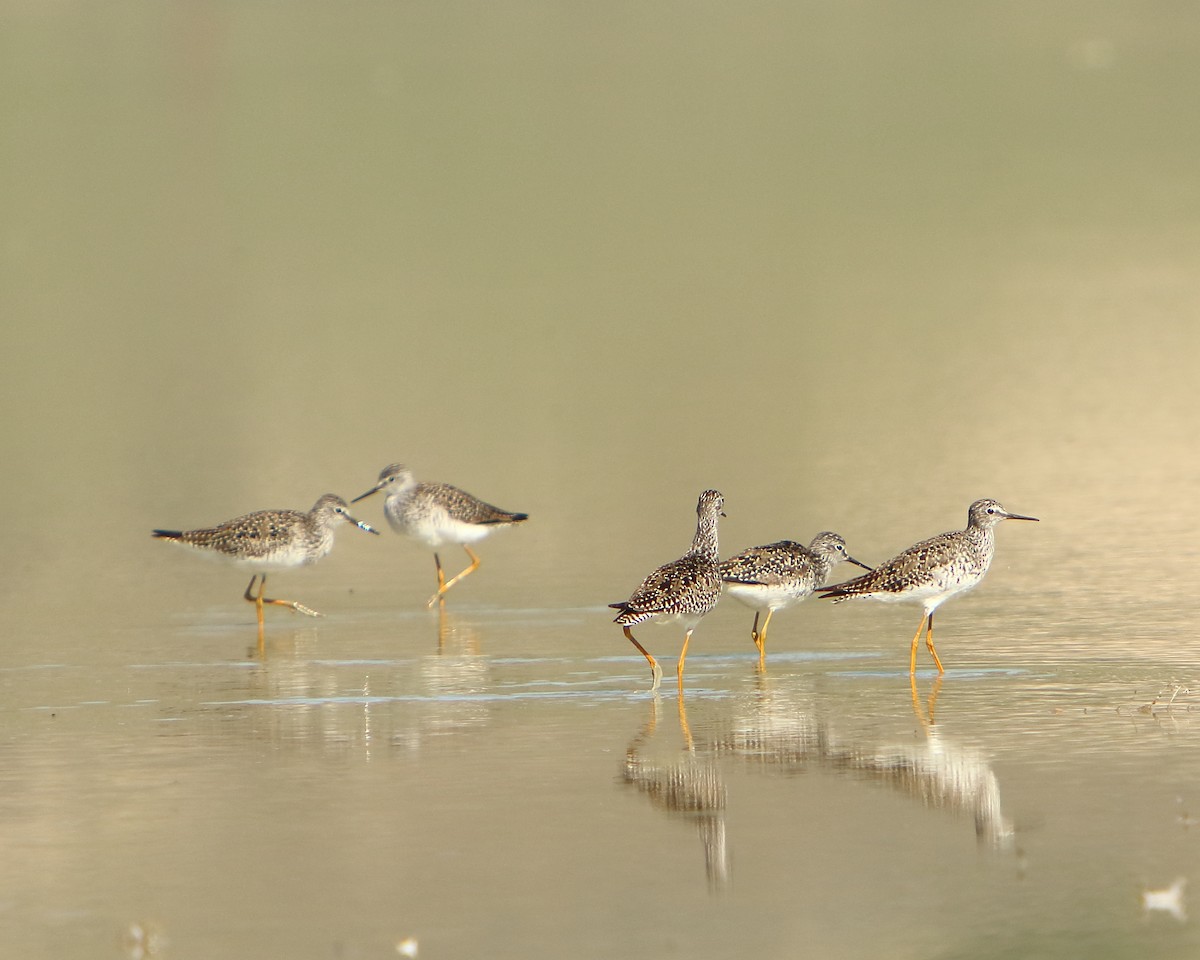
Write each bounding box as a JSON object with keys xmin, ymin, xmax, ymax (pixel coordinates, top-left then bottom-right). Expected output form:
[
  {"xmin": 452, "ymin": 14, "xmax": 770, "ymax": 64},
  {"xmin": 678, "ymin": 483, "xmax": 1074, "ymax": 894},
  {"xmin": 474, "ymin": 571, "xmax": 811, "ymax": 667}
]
[
  {"xmin": 621, "ymin": 676, "xmax": 1014, "ymax": 891},
  {"xmin": 824, "ymin": 677, "xmax": 1013, "ymax": 849},
  {"xmin": 434, "ymin": 604, "xmax": 484, "ymax": 657},
  {"xmin": 416, "ymin": 608, "xmax": 490, "ymax": 735},
  {"xmin": 242, "ymin": 624, "xmax": 322, "ymax": 663},
  {"xmin": 622, "ymin": 697, "xmax": 730, "ymax": 891},
  {"xmin": 911, "ymin": 673, "xmax": 944, "ymax": 729}
]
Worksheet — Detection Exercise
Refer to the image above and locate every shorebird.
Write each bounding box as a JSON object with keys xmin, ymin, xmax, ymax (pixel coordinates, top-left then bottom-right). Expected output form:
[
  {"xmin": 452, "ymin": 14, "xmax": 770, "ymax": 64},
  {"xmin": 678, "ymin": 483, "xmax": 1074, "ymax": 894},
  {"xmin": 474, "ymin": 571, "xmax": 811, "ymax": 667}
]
[
  {"xmin": 152, "ymin": 494, "xmax": 378, "ymax": 635},
  {"xmin": 609, "ymin": 490, "xmax": 725, "ymax": 693},
  {"xmin": 352, "ymin": 464, "xmax": 528, "ymax": 607},
  {"xmin": 817, "ymin": 499, "xmax": 1037, "ymax": 674},
  {"xmin": 720, "ymin": 532, "xmax": 871, "ymax": 665}
]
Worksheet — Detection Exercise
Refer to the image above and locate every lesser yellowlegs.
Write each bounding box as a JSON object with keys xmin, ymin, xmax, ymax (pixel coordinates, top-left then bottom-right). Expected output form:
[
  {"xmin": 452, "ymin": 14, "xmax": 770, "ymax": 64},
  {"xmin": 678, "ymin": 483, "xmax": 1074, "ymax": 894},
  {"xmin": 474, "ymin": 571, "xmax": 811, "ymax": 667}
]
[
  {"xmin": 817, "ymin": 499, "xmax": 1038, "ymax": 674},
  {"xmin": 152, "ymin": 494, "xmax": 379, "ymax": 633},
  {"xmin": 352, "ymin": 464, "xmax": 528, "ymax": 607},
  {"xmin": 609, "ymin": 489, "xmax": 724, "ymax": 693},
  {"xmin": 720, "ymin": 532, "xmax": 871, "ymax": 666}
]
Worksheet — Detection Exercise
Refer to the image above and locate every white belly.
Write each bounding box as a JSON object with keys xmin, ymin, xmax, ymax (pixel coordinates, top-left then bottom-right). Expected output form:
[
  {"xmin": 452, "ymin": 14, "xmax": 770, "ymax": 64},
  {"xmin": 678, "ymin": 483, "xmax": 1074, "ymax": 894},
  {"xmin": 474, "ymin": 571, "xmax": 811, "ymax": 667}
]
[
  {"xmin": 390, "ymin": 509, "xmax": 494, "ymax": 548},
  {"xmin": 723, "ymin": 581, "xmax": 807, "ymax": 612}
]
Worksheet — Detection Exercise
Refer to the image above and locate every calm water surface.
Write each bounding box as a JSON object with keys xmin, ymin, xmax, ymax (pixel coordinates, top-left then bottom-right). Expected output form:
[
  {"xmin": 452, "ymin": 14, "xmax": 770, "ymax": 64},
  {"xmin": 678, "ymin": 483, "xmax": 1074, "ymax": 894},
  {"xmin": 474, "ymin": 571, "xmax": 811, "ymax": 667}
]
[{"xmin": 3, "ymin": 2, "xmax": 1200, "ymax": 958}]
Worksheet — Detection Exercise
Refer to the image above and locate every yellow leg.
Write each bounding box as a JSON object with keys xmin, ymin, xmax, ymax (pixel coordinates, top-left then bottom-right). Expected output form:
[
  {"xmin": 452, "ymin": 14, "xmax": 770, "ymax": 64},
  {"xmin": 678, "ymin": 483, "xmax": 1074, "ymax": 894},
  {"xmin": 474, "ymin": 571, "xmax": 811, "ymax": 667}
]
[
  {"xmin": 752, "ymin": 609, "xmax": 774, "ymax": 669},
  {"xmin": 677, "ymin": 629, "xmax": 694, "ymax": 694},
  {"xmin": 244, "ymin": 575, "xmax": 266, "ymax": 656},
  {"xmin": 244, "ymin": 575, "xmax": 266, "ymax": 630},
  {"xmin": 426, "ymin": 554, "xmax": 447, "ymax": 608},
  {"xmin": 427, "ymin": 546, "xmax": 481, "ymax": 607},
  {"xmin": 925, "ymin": 612, "xmax": 946, "ymax": 674},
  {"xmin": 624, "ymin": 626, "xmax": 662, "ymax": 691},
  {"xmin": 909, "ymin": 614, "xmax": 928, "ymax": 675},
  {"xmin": 243, "ymin": 572, "xmax": 323, "ymax": 620},
  {"xmin": 442, "ymin": 545, "xmax": 481, "ymax": 592}
]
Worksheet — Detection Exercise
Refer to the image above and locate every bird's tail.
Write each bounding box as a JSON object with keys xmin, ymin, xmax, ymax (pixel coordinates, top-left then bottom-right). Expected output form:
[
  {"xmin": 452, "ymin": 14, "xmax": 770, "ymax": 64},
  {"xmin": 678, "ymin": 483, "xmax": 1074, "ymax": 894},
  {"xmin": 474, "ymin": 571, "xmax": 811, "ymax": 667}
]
[
  {"xmin": 479, "ymin": 511, "xmax": 528, "ymax": 526},
  {"xmin": 816, "ymin": 586, "xmax": 853, "ymax": 603}
]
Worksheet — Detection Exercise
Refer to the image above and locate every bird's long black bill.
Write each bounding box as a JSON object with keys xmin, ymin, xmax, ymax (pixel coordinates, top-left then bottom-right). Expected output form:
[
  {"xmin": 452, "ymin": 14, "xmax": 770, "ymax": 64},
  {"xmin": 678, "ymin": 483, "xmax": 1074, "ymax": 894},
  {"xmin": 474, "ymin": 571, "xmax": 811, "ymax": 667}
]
[{"xmin": 350, "ymin": 485, "xmax": 382, "ymax": 505}]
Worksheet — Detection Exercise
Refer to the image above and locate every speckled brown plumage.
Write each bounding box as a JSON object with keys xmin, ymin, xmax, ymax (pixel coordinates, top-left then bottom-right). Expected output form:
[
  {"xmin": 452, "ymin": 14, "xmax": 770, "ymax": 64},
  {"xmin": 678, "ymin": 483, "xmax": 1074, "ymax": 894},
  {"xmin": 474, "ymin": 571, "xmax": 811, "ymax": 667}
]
[
  {"xmin": 153, "ymin": 494, "xmax": 375, "ymax": 568},
  {"xmin": 818, "ymin": 499, "xmax": 1038, "ymax": 674},
  {"xmin": 352, "ymin": 463, "xmax": 528, "ymax": 606},
  {"xmin": 153, "ymin": 493, "xmax": 379, "ymax": 635},
  {"xmin": 609, "ymin": 489, "xmax": 725, "ymax": 692},
  {"xmin": 721, "ymin": 532, "xmax": 871, "ymax": 662}
]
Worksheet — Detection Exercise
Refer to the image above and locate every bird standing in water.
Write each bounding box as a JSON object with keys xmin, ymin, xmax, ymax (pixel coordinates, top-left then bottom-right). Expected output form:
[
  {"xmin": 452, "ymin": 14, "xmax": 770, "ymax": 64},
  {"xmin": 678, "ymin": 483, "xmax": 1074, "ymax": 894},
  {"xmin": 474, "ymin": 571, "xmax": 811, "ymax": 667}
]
[
  {"xmin": 610, "ymin": 490, "xmax": 725, "ymax": 693},
  {"xmin": 352, "ymin": 464, "xmax": 528, "ymax": 607},
  {"xmin": 721, "ymin": 531, "xmax": 871, "ymax": 666},
  {"xmin": 152, "ymin": 493, "xmax": 379, "ymax": 643},
  {"xmin": 818, "ymin": 499, "xmax": 1038, "ymax": 674}
]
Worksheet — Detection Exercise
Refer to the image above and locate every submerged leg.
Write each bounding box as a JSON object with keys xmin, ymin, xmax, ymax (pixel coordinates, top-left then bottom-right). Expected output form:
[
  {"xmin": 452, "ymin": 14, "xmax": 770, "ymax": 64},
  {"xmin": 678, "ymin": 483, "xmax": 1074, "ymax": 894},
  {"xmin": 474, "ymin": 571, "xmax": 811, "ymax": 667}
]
[
  {"xmin": 924, "ymin": 612, "xmax": 946, "ymax": 674},
  {"xmin": 623, "ymin": 626, "xmax": 662, "ymax": 691}
]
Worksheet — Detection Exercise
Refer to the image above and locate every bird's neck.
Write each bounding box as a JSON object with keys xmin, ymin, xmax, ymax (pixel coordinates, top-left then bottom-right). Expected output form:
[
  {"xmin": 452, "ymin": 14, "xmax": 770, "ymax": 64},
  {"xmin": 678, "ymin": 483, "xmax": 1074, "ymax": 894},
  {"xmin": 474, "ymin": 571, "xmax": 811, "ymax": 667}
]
[
  {"xmin": 390, "ymin": 477, "xmax": 419, "ymax": 501},
  {"xmin": 690, "ymin": 515, "xmax": 719, "ymax": 560},
  {"xmin": 964, "ymin": 523, "xmax": 996, "ymax": 554},
  {"xmin": 307, "ymin": 511, "xmax": 337, "ymax": 542},
  {"xmin": 965, "ymin": 521, "xmax": 994, "ymax": 540}
]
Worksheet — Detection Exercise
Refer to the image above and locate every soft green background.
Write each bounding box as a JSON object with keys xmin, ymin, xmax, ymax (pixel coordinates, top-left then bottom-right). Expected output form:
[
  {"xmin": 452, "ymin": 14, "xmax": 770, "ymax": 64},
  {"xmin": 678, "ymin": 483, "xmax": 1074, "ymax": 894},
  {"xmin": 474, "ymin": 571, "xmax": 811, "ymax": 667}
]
[{"xmin": 2, "ymin": 3, "xmax": 1198, "ymax": 958}]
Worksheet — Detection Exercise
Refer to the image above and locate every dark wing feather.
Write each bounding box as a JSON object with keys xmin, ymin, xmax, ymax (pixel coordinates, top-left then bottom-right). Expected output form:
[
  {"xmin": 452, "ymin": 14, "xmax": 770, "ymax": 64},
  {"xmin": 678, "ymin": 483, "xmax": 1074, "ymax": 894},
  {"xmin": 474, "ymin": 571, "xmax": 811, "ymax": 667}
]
[
  {"xmin": 623, "ymin": 554, "xmax": 720, "ymax": 614},
  {"xmin": 720, "ymin": 541, "xmax": 808, "ymax": 585},
  {"xmin": 820, "ymin": 531, "xmax": 964, "ymax": 597},
  {"xmin": 423, "ymin": 482, "xmax": 528, "ymax": 525}
]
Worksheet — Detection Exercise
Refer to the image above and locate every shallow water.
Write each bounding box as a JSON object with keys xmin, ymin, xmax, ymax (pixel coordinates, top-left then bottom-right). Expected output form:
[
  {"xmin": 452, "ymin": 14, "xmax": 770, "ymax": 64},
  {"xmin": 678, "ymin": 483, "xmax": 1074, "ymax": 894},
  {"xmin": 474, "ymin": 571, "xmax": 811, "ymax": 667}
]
[
  {"xmin": 4, "ymin": 2, "xmax": 1200, "ymax": 957},
  {"xmin": 3, "ymin": 607, "xmax": 1198, "ymax": 958}
]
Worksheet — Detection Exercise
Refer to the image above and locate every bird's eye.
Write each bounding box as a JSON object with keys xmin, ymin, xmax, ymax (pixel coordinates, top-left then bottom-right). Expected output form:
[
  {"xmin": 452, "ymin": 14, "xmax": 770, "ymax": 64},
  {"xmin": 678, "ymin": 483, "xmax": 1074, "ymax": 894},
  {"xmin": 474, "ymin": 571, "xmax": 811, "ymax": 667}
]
[{"xmin": 986, "ymin": 507, "xmax": 995, "ymax": 514}]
